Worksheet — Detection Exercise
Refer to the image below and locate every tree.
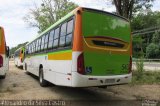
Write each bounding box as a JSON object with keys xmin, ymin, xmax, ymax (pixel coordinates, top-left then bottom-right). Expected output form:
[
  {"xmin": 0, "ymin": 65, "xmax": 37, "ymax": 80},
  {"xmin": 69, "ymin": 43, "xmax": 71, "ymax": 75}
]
[
  {"xmin": 10, "ymin": 42, "xmax": 28, "ymax": 55},
  {"xmin": 132, "ymin": 11, "xmax": 160, "ymax": 58},
  {"xmin": 146, "ymin": 43, "xmax": 160, "ymax": 58},
  {"xmin": 24, "ymin": 0, "xmax": 77, "ymax": 33},
  {"xmin": 152, "ymin": 31, "xmax": 160, "ymax": 44},
  {"xmin": 131, "ymin": 11, "xmax": 160, "ymax": 31},
  {"xmin": 112, "ymin": 0, "xmax": 155, "ymax": 19},
  {"xmin": 133, "ymin": 35, "xmax": 144, "ymax": 58},
  {"xmin": 145, "ymin": 31, "xmax": 160, "ymax": 59}
]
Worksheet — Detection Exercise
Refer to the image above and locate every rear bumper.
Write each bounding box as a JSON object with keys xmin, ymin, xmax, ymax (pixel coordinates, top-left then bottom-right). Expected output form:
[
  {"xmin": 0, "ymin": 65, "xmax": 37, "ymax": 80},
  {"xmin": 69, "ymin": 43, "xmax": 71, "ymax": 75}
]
[
  {"xmin": 0, "ymin": 67, "xmax": 7, "ymax": 76},
  {"xmin": 72, "ymin": 72, "xmax": 132, "ymax": 87}
]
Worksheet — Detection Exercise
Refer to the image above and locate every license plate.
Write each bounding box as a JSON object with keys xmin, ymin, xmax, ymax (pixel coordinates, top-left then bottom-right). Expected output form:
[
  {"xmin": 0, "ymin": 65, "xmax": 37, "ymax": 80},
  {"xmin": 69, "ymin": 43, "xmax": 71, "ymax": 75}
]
[{"xmin": 105, "ymin": 79, "xmax": 115, "ymax": 83}]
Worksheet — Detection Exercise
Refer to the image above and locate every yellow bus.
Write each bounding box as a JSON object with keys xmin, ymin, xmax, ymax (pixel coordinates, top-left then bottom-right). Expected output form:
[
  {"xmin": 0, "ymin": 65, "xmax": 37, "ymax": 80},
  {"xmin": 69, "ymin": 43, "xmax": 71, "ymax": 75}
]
[
  {"xmin": 0, "ymin": 27, "xmax": 9, "ymax": 79},
  {"xmin": 24, "ymin": 7, "xmax": 132, "ymax": 87}
]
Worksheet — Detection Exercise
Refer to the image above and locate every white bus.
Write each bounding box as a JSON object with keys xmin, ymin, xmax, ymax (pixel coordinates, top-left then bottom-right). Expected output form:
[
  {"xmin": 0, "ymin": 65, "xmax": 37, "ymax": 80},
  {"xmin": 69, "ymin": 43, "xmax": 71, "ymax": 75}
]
[
  {"xmin": 24, "ymin": 7, "xmax": 132, "ymax": 87},
  {"xmin": 14, "ymin": 47, "xmax": 25, "ymax": 67},
  {"xmin": 0, "ymin": 27, "xmax": 9, "ymax": 79}
]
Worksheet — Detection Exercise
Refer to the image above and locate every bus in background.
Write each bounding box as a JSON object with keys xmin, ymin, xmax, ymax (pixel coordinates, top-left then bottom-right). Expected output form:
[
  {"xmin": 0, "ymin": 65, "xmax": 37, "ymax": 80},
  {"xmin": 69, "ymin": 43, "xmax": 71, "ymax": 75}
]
[
  {"xmin": 14, "ymin": 47, "xmax": 25, "ymax": 67},
  {"xmin": 24, "ymin": 7, "xmax": 132, "ymax": 87},
  {"xmin": 0, "ymin": 27, "xmax": 9, "ymax": 79}
]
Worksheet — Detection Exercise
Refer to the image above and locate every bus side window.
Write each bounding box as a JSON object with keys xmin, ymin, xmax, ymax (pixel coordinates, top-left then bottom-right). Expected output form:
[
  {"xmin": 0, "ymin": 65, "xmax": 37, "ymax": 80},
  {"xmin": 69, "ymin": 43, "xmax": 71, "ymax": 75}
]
[
  {"xmin": 38, "ymin": 38, "xmax": 42, "ymax": 52},
  {"xmin": 41, "ymin": 35, "xmax": 45, "ymax": 51},
  {"xmin": 67, "ymin": 19, "xmax": 73, "ymax": 34},
  {"xmin": 34, "ymin": 41, "xmax": 36, "ymax": 53},
  {"xmin": 59, "ymin": 22, "xmax": 67, "ymax": 47},
  {"xmin": 28, "ymin": 45, "xmax": 30, "ymax": 54},
  {"xmin": 32, "ymin": 42, "xmax": 35, "ymax": 53},
  {"xmin": 26, "ymin": 46, "xmax": 28, "ymax": 54},
  {"xmin": 44, "ymin": 33, "xmax": 49, "ymax": 50},
  {"xmin": 30, "ymin": 43, "xmax": 32, "ymax": 54},
  {"xmin": 48, "ymin": 29, "xmax": 54, "ymax": 49},
  {"xmin": 36, "ymin": 40, "xmax": 39, "ymax": 52},
  {"xmin": 66, "ymin": 34, "xmax": 72, "ymax": 46},
  {"xmin": 53, "ymin": 27, "xmax": 59, "ymax": 48},
  {"xmin": 66, "ymin": 19, "xmax": 74, "ymax": 47}
]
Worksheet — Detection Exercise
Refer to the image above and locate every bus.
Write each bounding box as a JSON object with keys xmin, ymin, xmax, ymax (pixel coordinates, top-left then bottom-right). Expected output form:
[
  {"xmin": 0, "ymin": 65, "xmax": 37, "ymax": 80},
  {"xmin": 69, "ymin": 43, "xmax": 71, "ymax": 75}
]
[
  {"xmin": 24, "ymin": 7, "xmax": 132, "ymax": 87},
  {"xmin": 14, "ymin": 47, "xmax": 25, "ymax": 67},
  {"xmin": 0, "ymin": 27, "xmax": 9, "ymax": 79}
]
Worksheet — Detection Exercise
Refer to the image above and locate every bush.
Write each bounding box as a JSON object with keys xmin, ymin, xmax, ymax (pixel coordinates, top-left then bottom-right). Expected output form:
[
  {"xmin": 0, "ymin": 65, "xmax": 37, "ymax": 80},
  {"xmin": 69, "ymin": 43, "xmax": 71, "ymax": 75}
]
[
  {"xmin": 135, "ymin": 58, "xmax": 144, "ymax": 80},
  {"xmin": 146, "ymin": 43, "xmax": 160, "ymax": 58},
  {"xmin": 132, "ymin": 71, "xmax": 160, "ymax": 84}
]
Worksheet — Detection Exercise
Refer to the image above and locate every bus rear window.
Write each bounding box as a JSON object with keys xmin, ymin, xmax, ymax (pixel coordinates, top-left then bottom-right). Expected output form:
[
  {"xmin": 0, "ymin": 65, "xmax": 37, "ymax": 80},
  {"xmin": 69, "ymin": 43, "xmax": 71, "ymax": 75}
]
[{"xmin": 92, "ymin": 40, "xmax": 124, "ymax": 48}]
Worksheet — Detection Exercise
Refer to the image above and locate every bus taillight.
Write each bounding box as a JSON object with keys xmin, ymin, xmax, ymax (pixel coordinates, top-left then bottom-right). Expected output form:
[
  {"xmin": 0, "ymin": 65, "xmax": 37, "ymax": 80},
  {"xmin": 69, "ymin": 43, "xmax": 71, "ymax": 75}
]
[
  {"xmin": 128, "ymin": 56, "xmax": 132, "ymax": 73},
  {"xmin": 77, "ymin": 53, "xmax": 85, "ymax": 75},
  {"xmin": 0, "ymin": 55, "xmax": 3, "ymax": 68}
]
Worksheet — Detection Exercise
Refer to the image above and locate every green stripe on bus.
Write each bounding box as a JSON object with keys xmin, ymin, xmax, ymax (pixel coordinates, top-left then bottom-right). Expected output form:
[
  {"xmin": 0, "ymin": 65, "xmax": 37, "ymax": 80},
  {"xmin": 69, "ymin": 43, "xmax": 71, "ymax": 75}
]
[{"xmin": 26, "ymin": 49, "xmax": 72, "ymax": 57}]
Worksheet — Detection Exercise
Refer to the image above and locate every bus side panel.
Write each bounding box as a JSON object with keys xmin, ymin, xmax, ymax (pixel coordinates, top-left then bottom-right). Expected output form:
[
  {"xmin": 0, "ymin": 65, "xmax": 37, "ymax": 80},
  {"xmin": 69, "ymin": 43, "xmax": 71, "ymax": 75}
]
[
  {"xmin": 46, "ymin": 51, "xmax": 72, "ymax": 86},
  {"xmin": 0, "ymin": 55, "xmax": 9, "ymax": 76},
  {"xmin": 14, "ymin": 57, "xmax": 23, "ymax": 67},
  {"xmin": 25, "ymin": 57, "xmax": 38, "ymax": 76},
  {"xmin": 0, "ymin": 27, "xmax": 9, "ymax": 76},
  {"xmin": 25, "ymin": 50, "xmax": 73, "ymax": 86},
  {"xmin": 26, "ymin": 56, "xmax": 43, "ymax": 76}
]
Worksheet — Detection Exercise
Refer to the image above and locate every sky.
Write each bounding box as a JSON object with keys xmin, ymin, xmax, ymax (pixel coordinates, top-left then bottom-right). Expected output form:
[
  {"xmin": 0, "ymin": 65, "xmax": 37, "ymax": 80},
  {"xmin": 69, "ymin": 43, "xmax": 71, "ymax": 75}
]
[{"xmin": 0, "ymin": 0, "xmax": 159, "ymax": 48}]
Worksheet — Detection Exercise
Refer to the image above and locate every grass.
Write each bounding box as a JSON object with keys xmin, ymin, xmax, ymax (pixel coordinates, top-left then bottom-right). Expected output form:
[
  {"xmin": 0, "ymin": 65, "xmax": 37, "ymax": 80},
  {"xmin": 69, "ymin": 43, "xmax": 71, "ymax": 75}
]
[
  {"xmin": 131, "ymin": 70, "xmax": 160, "ymax": 84},
  {"xmin": 135, "ymin": 58, "xmax": 144, "ymax": 80}
]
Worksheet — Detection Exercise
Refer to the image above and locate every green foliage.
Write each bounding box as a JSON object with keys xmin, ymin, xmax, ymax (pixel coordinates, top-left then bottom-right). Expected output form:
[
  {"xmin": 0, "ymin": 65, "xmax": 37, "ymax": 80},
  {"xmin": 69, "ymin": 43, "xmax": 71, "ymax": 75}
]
[
  {"xmin": 131, "ymin": 11, "xmax": 160, "ymax": 31},
  {"xmin": 135, "ymin": 58, "xmax": 144, "ymax": 80},
  {"xmin": 145, "ymin": 31, "xmax": 160, "ymax": 59},
  {"xmin": 146, "ymin": 43, "xmax": 160, "ymax": 58},
  {"xmin": 132, "ymin": 71, "xmax": 160, "ymax": 84},
  {"xmin": 10, "ymin": 42, "xmax": 28, "ymax": 55},
  {"xmin": 152, "ymin": 31, "xmax": 160, "ymax": 44},
  {"xmin": 24, "ymin": 0, "xmax": 77, "ymax": 33},
  {"xmin": 132, "ymin": 36, "xmax": 144, "ymax": 58},
  {"xmin": 131, "ymin": 11, "xmax": 160, "ymax": 58}
]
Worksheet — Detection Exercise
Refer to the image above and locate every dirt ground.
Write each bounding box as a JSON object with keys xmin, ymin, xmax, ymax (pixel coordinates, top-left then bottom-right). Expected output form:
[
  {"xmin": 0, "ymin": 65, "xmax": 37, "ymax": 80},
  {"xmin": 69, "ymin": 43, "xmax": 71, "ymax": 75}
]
[{"xmin": 0, "ymin": 61, "xmax": 159, "ymax": 103}]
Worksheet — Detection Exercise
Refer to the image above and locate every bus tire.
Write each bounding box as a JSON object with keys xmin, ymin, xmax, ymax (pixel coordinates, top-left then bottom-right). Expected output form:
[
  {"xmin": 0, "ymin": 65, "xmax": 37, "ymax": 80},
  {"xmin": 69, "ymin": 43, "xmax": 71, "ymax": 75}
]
[
  {"xmin": 0, "ymin": 74, "xmax": 6, "ymax": 79},
  {"xmin": 39, "ymin": 68, "xmax": 48, "ymax": 87}
]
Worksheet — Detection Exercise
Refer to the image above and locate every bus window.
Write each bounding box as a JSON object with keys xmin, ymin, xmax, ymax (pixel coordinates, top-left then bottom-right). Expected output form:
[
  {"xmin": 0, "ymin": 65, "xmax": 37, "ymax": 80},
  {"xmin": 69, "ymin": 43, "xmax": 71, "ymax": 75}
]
[
  {"xmin": 66, "ymin": 34, "xmax": 72, "ymax": 46},
  {"xmin": 44, "ymin": 34, "xmax": 49, "ymax": 50},
  {"xmin": 41, "ymin": 35, "xmax": 45, "ymax": 51},
  {"xmin": 48, "ymin": 29, "xmax": 54, "ymax": 49},
  {"xmin": 53, "ymin": 27, "xmax": 59, "ymax": 48},
  {"xmin": 67, "ymin": 19, "xmax": 74, "ymax": 34}
]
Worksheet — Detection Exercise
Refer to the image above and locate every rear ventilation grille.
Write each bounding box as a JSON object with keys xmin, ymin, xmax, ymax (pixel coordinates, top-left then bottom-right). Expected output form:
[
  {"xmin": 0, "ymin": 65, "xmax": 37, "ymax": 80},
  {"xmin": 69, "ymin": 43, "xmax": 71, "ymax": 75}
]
[{"xmin": 92, "ymin": 40, "xmax": 124, "ymax": 48}]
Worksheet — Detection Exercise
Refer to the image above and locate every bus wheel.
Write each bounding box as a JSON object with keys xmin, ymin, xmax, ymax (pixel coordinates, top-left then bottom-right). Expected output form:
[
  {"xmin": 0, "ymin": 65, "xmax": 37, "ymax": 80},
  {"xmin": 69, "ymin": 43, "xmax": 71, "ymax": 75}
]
[
  {"xmin": 39, "ymin": 68, "xmax": 48, "ymax": 87},
  {"xmin": 0, "ymin": 74, "xmax": 6, "ymax": 79}
]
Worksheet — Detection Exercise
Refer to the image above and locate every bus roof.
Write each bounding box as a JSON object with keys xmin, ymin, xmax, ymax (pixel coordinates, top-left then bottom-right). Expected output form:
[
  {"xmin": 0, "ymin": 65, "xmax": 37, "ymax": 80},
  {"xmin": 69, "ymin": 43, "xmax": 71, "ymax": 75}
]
[
  {"xmin": 83, "ymin": 7, "xmax": 129, "ymax": 22},
  {"xmin": 27, "ymin": 7, "xmax": 129, "ymax": 45},
  {"xmin": 27, "ymin": 7, "xmax": 78, "ymax": 44}
]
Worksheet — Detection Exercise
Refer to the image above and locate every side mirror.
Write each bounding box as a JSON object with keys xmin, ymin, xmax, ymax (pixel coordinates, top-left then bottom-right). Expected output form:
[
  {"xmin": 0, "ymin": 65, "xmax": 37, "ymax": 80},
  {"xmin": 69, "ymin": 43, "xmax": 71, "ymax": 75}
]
[{"xmin": 6, "ymin": 46, "xmax": 10, "ymax": 57}]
